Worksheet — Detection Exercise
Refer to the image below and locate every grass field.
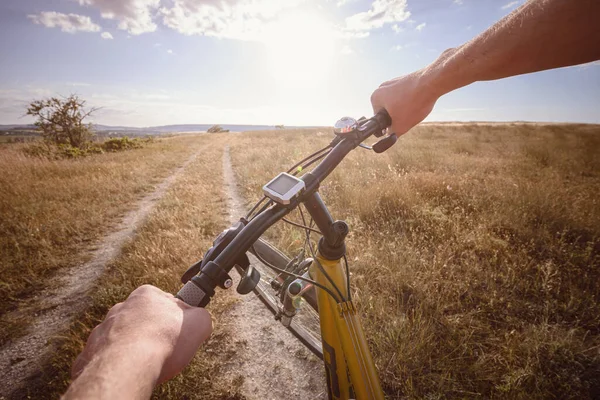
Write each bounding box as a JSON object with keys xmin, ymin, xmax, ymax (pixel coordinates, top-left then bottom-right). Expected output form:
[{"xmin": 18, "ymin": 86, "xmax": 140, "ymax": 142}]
[
  {"xmin": 0, "ymin": 136, "xmax": 205, "ymax": 344},
  {"xmin": 229, "ymin": 123, "xmax": 600, "ymax": 399},
  {"xmin": 5, "ymin": 134, "xmax": 253, "ymax": 399},
  {"xmin": 1, "ymin": 124, "xmax": 599, "ymax": 399}
]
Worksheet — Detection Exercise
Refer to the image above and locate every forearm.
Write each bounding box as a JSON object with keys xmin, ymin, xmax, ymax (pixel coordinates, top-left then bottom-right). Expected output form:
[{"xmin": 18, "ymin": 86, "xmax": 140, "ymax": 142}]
[
  {"xmin": 63, "ymin": 341, "xmax": 164, "ymax": 400},
  {"xmin": 425, "ymin": 0, "xmax": 600, "ymax": 96}
]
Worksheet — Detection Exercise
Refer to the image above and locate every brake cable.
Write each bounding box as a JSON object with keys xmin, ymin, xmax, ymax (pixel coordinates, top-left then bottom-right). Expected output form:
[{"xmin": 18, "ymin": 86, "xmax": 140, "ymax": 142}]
[
  {"xmin": 287, "ymin": 144, "xmax": 332, "ymax": 175},
  {"xmin": 299, "ymin": 205, "xmax": 347, "ymax": 303},
  {"xmin": 281, "ymin": 217, "xmax": 321, "ymax": 234},
  {"xmin": 251, "ymin": 244, "xmax": 341, "ymax": 303}
]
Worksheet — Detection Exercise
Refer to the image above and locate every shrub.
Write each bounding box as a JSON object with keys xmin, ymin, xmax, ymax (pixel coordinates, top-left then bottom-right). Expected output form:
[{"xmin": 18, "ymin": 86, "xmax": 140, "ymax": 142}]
[
  {"xmin": 22, "ymin": 136, "xmax": 143, "ymax": 159},
  {"xmin": 208, "ymin": 125, "xmax": 229, "ymax": 133},
  {"xmin": 101, "ymin": 137, "xmax": 143, "ymax": 152}
]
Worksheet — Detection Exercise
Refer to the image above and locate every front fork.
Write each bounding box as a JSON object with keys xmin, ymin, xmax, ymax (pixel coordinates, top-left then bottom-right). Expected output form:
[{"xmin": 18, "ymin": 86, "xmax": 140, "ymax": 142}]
[{"xmin": 311, "ymin": 254, "xmax": 384, "ymax": 400}]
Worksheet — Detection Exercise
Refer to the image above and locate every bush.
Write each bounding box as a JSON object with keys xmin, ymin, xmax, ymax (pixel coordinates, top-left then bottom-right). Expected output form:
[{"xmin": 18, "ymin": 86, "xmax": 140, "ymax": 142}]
[
  {"xmin": 207, "ymin": 125, "xmax": 229, "ymax": 133},
  {"xmin": 22, "ymin": 136, "xmax": 145, "ymax": 159},
  {"xmin": 22, "ymin": 142, "xmax": 55, "ymax": 158},
  {"xmin": 101, "ymin": 137, "xmax": 143, "ymax": 152}
]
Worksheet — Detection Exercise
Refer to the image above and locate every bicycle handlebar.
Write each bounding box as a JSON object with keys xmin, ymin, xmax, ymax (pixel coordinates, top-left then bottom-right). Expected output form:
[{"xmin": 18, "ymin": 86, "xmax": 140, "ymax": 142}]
[{"xmin": 176, "ymin": 109, "xmax": 392, "ymax": 307}]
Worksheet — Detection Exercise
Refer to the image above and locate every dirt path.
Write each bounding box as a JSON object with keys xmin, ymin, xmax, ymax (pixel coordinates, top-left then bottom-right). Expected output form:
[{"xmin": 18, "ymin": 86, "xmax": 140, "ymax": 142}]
[
  {"xmin": 217, "ymin": 146, "xmax": 326, "ymax": 399},
  {"xmin": 0, "ymin": 148, "xmax": 203, "ymax": 398}
]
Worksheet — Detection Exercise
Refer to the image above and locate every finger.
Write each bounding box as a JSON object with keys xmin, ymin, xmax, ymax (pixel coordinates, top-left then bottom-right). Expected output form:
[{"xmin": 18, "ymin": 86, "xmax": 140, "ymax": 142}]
[
  {"xmin": 157, "ymin": 308, "xmax": 213, "ymax": 384},
  {"xmin": 370, "ymin": 90, "xmax": 383, "ymax": 114},
  {"xmin": 71, "ymin": 352, "xmax": 90, "ymax": 379},
  {"xmin": 105, "ymin": 302, "xmax": 124, "ymax": 318},
  {"xmin": 187, "ymin": 307, "xmax": 213, "ymax": 341}
]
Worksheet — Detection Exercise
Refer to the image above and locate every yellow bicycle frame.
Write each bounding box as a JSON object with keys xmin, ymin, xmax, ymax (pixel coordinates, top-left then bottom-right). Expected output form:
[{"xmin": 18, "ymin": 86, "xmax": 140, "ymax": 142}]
[{"xmin": 310, "ymin": 252, "xmax": 385, "ymax": 400}]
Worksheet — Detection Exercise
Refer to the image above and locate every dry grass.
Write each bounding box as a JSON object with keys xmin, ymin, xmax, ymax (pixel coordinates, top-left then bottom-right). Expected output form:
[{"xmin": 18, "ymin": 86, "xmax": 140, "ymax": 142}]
[
  {"xmin": 0, "ymin": 136, "xmax": 204, "ymax": 344},
  {"xmin": 14, "ymin": 133, "xmax": 249, "ymax": 399},
  {"xmin": 229, "ymin": 124, "xmax": 600, "ymax": 399}
]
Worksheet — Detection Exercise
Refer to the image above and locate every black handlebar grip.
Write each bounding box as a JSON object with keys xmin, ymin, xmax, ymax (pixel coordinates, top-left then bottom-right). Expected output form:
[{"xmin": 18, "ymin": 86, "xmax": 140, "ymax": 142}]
[
  {"xmin": 177, "ymin": 281, "xmax": 210, "ymax": 307},
  {"xmin": 375, "ymin": 109, "xmax": 392, "ymax": 130}
]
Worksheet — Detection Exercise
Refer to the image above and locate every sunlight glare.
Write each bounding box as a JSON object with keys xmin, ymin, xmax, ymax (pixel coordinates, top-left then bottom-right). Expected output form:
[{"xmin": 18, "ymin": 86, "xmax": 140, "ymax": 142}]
[{"xmin": 262, "ymin": 12, "xmax": 336, "ymax": 89}]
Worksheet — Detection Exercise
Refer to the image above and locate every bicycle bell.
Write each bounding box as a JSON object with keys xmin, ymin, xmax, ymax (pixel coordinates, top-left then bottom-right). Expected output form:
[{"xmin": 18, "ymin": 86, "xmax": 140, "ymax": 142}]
[{"xmin": 334, "ymin": 116, "xmax": 358, "ymax": 135}]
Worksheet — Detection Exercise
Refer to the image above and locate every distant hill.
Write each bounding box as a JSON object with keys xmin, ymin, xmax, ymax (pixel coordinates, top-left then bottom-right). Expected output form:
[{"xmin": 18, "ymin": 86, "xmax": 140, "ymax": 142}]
[
  {"xmin": 92, "ymin": 124, "xmax": 317, "ymax": 133},
  {"xmin": 0, "ymin": 124, "xmax": 38, "ymax": 131},
  {"xmin": 0, "ymin": 123, "xmax": 314, "ymax": 134}
]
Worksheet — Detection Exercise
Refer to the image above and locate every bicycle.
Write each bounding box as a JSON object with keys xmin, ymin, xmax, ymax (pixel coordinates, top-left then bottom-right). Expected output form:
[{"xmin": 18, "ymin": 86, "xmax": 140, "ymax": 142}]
[{"xmin": 177, "ymin": 110, "xmax": 396, "ymax": 400}]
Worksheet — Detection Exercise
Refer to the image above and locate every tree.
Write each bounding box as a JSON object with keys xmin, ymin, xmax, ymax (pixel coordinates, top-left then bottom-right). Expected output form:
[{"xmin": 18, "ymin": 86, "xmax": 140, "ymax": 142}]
[
  {"xmin": 275, "ymin": 124, "xmax": 285, "ymax": 129},
  {"xmin": 207, "ymin": 125, "xmax": 229, "ymax": 133},
  {"xmin": 26, "ymin": 94, "xmax": 98, "ymax": 148}
]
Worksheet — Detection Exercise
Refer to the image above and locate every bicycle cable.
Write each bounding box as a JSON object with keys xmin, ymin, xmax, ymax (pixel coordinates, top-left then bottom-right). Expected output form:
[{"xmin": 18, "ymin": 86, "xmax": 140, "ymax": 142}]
[
  {"xmin": 281, "ymin": 217, "xmax": 321, "ymax": 234},
  {"xmin": 251, "ymin": 244, "xmax": 341, "ymax": 303},
  {"xmin": 287, "ymin": 144, "xmax": 332, "ymax": 175},
  {"xmin": 343, "ymin": 254, "xmax": 351, "ymax": 302},
  {"xmin": 299, "ymin": 205, "xmax": 347, "ymax": 303}
]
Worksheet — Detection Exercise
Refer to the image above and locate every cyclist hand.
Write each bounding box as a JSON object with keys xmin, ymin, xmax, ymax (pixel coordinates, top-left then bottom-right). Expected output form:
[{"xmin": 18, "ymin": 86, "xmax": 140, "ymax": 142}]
[
  {"xmin": 370, "ymin": 69, "xmax": 441, "ymax": 136},
  {"xmin": 71, "ymin": 285, "xmax": 212, "ymax": 385}
]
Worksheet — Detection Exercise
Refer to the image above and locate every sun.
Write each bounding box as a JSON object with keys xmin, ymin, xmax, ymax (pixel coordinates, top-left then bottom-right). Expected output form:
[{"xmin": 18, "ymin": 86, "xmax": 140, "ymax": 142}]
[{"xmin": 261, "ymin": 12, "xmax": 336, "ymax": 89}]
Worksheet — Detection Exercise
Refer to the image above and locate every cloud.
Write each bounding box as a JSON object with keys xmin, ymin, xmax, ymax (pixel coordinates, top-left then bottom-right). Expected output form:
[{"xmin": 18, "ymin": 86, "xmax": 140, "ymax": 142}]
[
  {"xmin": 453, "ymin": 0, "xmax": 463, "ymax": 5},
  {"xmin": 167, "ymin": 49, "xmax": 174, "ymax": 54},
  {"xmin": 343, "ymin": 0, "xmax": 410, "ymax": 37},
  {"xmin": 101, "ymin": 31, "xmax": 113, "ymax": 39},
  {"xmin": 392, "ymin": 24, "xmax": 404, "ymax": 33},
  {"xmin": 160, "ymin": 0, "xmax": 302, "ymax": 40},
  {"xmin": 501, "ymin": 1, "xmax": 520, "ymax": 10},
  {"xmin": 415, "ymin": 22, "xmax": 426, "ymax": 31},
  {"xmin": 340, "ymin": 45, "xmax": 354, "ymax": 55},
  {"xmin": 76, "ymin": 0, "xmax": 160, "ymax": 35},
  {"xmin": 28, "ymin": 11, "xmax": 101, "ymax": 33},
  {"xmin": 390, "ymin": 44, "xmax": 403, "ymax": 51}
]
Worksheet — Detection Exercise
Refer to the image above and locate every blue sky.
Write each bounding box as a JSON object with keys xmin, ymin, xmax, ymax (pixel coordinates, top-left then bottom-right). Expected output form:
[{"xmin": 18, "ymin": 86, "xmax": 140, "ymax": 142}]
[{"xmin": 0, "ymin": 0, "xmax": 598, "ymax": 127}]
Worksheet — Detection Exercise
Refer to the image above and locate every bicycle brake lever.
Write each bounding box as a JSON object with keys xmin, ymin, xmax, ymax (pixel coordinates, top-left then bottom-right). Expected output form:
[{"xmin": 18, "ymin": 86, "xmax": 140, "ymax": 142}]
[{"xmin": 372, "ymin": 134, "xmax": 398, "ymax": 153}]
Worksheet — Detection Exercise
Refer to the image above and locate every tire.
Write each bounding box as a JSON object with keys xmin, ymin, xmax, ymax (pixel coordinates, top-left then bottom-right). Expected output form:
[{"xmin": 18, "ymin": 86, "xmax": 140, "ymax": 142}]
[{"xmin": 239, "ymin": 237, "xmax": 323, "ymax": 359}]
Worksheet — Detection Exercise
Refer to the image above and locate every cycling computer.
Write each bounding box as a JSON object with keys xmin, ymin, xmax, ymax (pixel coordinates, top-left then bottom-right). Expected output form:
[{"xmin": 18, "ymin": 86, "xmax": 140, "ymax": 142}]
[{"xmin": 263, "ymin": 172, "xmax": 305, "ymax": 205}]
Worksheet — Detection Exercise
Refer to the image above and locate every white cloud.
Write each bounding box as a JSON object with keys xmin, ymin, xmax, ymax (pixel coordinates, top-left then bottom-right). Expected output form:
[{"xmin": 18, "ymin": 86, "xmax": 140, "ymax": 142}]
[
  {"xmin": 453, "ymin": 0, "xmax": 463, "ymax": 5},
  {"xmin": 167, "ymin": 49, "xmax": 174, "ymax": 54},
  {"xmin": 101, "ymin": 31, "xmax": 114, "ymax": 39},
  {"xmin": 392, "ymin": 24, "xmax": 404, "ymax": 33},
  {"xmin": 28, "ymin": 11, "xmax": 101, "ymax": 33},
  {"xmin": 340, "ymin": 45, "xmax": 354, "ymax": 55},
  {"xmin": 415, "ymin": 22, "xmax": 426, "ymax": 32},
  {"xmin": 160, "ymin": 0, "xmax": 302, "ymax": 40},
  {"xmin": 343, "ymin": 0, "xmax": 410, "ymax": 37},
  {"xmin": 501, "ymin": 1, "xmax": 520, "ymax": 10},
  {"xmin": 76, "ymin": 0, "xmax": 160, "ymax": 35},
  {"xmin": 390, "ymin": 44, "xmax": 403, "ymax": 51}
]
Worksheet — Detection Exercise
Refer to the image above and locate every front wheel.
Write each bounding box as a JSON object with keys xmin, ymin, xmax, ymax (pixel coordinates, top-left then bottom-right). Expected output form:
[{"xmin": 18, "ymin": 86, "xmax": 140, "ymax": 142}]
[{"xmin": 237, "ymin": 237, "xmax": 323, "ymax": 359}]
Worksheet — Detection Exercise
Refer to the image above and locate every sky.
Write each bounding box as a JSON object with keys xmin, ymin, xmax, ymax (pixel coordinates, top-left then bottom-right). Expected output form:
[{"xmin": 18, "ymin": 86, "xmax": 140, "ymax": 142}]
[{"xmin": 0, "ymin": 0, "xmax": 598, "ymax": 127}]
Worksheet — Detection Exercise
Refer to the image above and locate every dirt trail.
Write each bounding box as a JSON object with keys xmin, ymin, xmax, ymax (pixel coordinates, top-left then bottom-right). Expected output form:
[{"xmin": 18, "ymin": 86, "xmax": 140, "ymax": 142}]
[
  {"xmin": 217, "ymin": 146, "xmax": 326, "ymax": 399},
  {"xmin": 0, "ymin": 148, "xmax": 203, "ymax": 398}
]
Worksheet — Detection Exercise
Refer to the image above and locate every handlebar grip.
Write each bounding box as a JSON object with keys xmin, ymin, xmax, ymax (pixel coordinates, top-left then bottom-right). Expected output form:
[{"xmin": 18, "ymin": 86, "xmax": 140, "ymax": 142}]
[
  {"xmin": 375, "ymin": 109, "xmax": 392, "ymax": 129},
  {"xmin": 177, "ymin": 281, "xmax": 210, "ymax": 307}
]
